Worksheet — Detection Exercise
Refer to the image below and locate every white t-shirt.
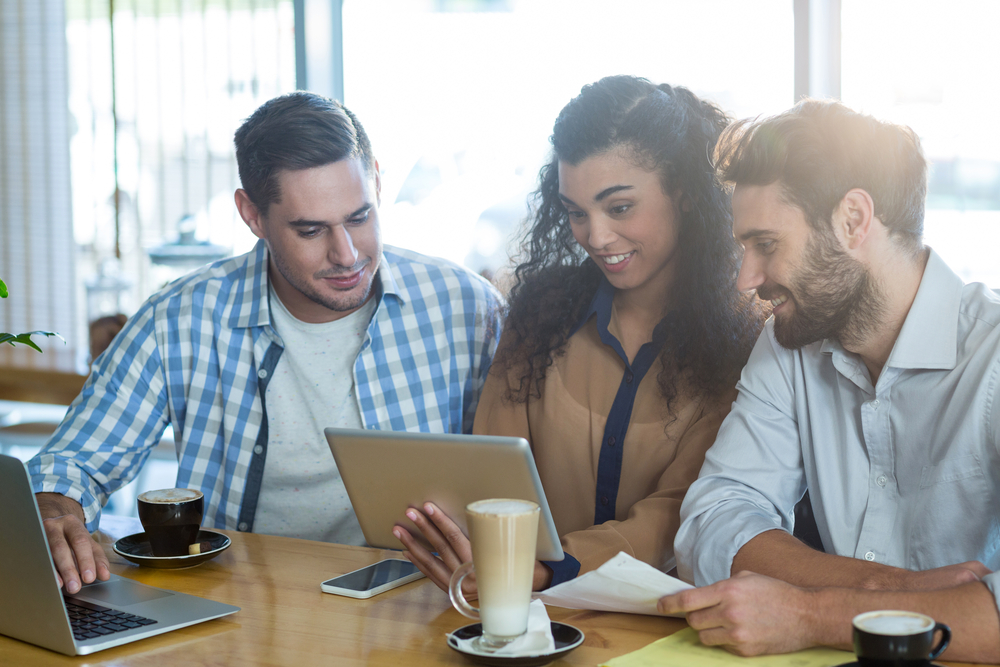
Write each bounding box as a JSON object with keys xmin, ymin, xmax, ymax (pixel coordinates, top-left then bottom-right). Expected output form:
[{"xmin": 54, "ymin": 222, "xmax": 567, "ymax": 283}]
[{"xmin": 253, "ymin": 285, "xmax": 376, "ymax": 544}]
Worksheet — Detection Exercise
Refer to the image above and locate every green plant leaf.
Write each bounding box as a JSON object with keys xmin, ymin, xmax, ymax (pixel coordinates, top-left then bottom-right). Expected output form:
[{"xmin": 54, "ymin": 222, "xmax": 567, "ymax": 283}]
[
  {"xmin": 0, "ymin": 330, "xmax": 64, "ymax": 352},
  {"xmin": 13, "ymin": 334, "xmax": 43, "ymax": 353},
  {"xmin": 0, "ymin": 279, "xmax": 63, "ymax": 353}
]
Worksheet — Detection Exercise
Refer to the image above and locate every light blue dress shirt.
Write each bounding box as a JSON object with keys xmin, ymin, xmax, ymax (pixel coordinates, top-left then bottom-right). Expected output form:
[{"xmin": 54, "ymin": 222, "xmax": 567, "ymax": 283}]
[
  {"xmin": 29, "ymin": 240, "xmax": 502, "ymax": 533},
  {"xmin": 675, "ymin": 250, "xmax": 1000, "ymax": 609}
]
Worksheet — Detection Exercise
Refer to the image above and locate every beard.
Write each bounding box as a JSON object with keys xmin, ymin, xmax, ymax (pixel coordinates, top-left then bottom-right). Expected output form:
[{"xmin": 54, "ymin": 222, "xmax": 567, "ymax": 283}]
[
  {"xmin": 759, "ymin": 230, "xmax": 884, "ymax": 350},
  {"xmin": 271, "ymin": 251, "xmax": 376, "ymax": 314}
]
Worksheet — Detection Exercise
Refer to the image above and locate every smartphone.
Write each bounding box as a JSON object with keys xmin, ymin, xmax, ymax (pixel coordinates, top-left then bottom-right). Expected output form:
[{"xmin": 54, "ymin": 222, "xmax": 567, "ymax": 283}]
[{"xmin": 320, "ymin": 559, "xmax": 425, "ymax": 599}]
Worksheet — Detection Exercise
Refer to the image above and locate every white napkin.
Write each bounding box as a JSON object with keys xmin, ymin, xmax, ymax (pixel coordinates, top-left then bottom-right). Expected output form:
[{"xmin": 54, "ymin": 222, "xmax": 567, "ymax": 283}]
[
  {"xmin": 449, "ymin": 599, "xmax": 556, "ymax": 656},
  {"xmin": 534, "ymin": 551, "xmax": 693, "ymax": 617}
]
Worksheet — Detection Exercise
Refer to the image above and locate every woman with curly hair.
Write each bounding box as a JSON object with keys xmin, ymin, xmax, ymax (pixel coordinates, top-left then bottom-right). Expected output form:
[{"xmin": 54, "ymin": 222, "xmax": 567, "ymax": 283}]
[{"xmin": 397, "ymin": 75, "xmax": 767, "ymax": 591}]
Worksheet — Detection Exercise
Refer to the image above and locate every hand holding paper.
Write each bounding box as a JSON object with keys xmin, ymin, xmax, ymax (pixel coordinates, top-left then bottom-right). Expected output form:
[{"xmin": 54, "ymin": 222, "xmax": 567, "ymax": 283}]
[{"xmin": 534, "ymin": 552, "xmax": 693, "ymax": 616}]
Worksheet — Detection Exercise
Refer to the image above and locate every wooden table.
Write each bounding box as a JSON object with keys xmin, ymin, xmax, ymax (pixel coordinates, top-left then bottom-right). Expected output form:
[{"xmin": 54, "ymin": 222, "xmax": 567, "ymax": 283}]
[
  {"xmin": 1, "ymin": 515, "xmax": 990, "ymax": 666},
  {"xmin": 0, "ymin": 516, "xmax": 688, "ymax": 666}
]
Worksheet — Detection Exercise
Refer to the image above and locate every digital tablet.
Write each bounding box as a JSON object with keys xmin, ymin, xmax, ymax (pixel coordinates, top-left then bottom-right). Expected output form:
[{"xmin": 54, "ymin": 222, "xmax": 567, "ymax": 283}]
[{"xmin": 324, "ymin": 428, "xmax": 564, "ymax": 562}]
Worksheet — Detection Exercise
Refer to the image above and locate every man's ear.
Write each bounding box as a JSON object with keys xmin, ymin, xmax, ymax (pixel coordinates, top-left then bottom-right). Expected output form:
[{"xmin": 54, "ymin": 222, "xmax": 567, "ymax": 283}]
[
  {"xmin": 235, "ymin": 189, "xmax": 265, "ymax": 239},
  {"xmin": 834, "ymin": 188, "xmax": 876, "ymax": 250},
  {"xmin": 373, "ymin": 159, "xmax": 382, "ymax": 207}
]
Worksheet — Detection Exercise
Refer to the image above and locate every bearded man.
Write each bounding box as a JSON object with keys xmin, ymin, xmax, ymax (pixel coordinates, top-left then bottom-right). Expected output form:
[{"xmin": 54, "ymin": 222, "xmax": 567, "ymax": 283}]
[{"xmin": 666, "ymin": 100, "xmax": 1000, "ymax": 662}]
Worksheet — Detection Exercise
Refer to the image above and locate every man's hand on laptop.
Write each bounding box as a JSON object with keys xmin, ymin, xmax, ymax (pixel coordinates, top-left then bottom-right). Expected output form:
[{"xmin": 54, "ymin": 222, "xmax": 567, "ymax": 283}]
[
  {"xmin": 393, "ymin": 502, "xmax": 552, "ymax": 594},
  {"xmin": 35, "ymin": 493, "xmax": 111, "ymax": 594}
]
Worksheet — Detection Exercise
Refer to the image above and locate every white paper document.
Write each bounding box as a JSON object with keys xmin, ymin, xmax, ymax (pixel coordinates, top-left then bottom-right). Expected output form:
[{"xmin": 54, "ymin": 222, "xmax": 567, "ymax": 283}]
[{"xmin": 534, "ymin": 552, "xmax": 693, "ymax": 617}]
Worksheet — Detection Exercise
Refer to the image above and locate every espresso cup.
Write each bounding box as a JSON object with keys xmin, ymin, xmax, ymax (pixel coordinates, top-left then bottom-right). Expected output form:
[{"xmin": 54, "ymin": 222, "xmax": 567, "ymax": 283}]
[
  {"xmin": 448, "ymin": 499, "xmax": 540, "ymax": 651},
  {"xmin": 137, "ymin": 488, "xmax": 205, "ymax": 557},
  {"xmin": 852, "ymin": 610, "xmax": 951, "ymax": 666}
]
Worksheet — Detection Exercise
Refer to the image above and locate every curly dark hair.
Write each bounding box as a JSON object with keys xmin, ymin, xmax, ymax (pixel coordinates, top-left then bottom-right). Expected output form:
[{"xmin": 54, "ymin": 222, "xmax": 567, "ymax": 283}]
[{"xmin": 498, "ymin": 75, "xmax": 767, "ymax": 413}]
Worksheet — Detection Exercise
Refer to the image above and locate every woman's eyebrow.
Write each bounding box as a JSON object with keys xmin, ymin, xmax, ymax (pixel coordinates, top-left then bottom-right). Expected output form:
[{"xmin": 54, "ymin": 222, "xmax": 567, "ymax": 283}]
[{"xmin": 594, "ymin": 184, "xmax": 633, "ymax": 201}]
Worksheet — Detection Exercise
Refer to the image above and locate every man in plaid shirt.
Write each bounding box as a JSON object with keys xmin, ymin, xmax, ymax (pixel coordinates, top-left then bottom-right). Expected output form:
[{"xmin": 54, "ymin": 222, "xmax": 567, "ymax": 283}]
[{"xmin": 30, "ymin": 92, "xmax": 502, "ymax": 594}]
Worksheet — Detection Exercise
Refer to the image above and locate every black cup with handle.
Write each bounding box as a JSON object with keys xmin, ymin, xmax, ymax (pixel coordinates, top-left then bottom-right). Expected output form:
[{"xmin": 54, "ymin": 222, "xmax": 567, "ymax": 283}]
[
  {"xmin": 137, "ymin": 488, "xmax": 205, "ymax": 557},
  {"xmin": 852, "ymin": 610, "xmax": 950, "ymax": 666}
]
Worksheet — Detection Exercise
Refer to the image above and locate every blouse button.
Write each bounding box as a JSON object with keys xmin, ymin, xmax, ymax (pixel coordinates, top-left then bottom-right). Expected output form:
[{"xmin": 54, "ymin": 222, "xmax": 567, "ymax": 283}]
[
  {"xmin": 625, "ymin": 373, "xmax": 634, "ymax": 384},
  {"xmin": 600, "ymin": 496, "xmax": 609, "ymax": 506},
  {"xmin": 607, "ymin": 436, "xmax": 616, "ymax": 448}
]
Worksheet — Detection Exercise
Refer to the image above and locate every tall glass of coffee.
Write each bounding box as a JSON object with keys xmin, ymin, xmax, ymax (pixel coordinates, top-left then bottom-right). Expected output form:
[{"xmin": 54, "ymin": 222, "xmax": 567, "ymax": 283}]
[{"xmin": 448, "ymin": 498, "xmax": 540, "ymax": 651}]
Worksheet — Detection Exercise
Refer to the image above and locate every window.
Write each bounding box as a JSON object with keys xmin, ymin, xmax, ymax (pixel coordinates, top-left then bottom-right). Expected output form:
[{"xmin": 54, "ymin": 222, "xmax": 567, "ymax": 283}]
[
  {"xmin": 842, "ymin": 0, "xmax": 1000, "ymax": 287},
  {"xmin": 66, "ymin": 0, "xmax": 296, "ymax": 341},
  {"xmin": 342, "ymin": 0, "xmax": 794, "ymax": 276}
]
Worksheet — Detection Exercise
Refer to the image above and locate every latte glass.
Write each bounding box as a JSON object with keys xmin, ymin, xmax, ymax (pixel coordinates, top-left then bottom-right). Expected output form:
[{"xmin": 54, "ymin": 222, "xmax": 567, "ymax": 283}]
[{"xmin": 448, "ymin": 499, "xmax": 539, "ymax": 651}]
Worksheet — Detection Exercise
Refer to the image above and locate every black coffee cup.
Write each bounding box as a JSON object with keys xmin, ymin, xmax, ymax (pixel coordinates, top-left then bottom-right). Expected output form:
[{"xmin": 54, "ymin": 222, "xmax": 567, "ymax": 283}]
[
  {"xmin": 852, "ymin": 610, "xmax": 950, "ymax": 666},
  {"xmin": 137, "ymin": 488, "xmax": 205, "ymax": 557}
]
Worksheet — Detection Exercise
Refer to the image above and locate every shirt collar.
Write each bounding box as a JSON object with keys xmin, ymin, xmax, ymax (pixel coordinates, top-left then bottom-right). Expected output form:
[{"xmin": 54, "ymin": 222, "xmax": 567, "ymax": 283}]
[
  {"xmin": 820, "ymin": 247, "xmax": 963, "ymax": 371},
  {"xmin": 570, "ymin": 277, "xmax": 615, "ymax": 342},
  {"xmin": 228, "ymin": 239, "xmax": 271, "ymax": 330},
  {"xmin": 569, "ymin": 277, "xmax": 667, "ymax": 367},
  {"xmin": 885, "ymin": 247, "xmax": 963, "ymax": 370},
  {"xmin": 375, "ymin": 251, "xmax": 402, "ymax": 305}
]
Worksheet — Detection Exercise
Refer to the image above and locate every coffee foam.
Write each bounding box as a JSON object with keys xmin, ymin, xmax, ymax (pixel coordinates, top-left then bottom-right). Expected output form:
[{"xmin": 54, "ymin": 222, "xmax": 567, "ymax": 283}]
[
  {"xmin": 854, "ymin": 611, "xmax": 933, "ymax": 636},
  {"xmin": 138, "ymin": 488, "xmax": 203, "ymax": 504},
  {"xmin": 468, "ymin": 498, "xmax": 538, "ymax": 516}
]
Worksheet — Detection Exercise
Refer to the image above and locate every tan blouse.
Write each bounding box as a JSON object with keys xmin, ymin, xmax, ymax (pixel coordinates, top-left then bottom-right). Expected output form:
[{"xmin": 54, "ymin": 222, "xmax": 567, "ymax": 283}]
[{"xmin": 473, "ymin": 303, "xmax": 734, "ymax": 579}]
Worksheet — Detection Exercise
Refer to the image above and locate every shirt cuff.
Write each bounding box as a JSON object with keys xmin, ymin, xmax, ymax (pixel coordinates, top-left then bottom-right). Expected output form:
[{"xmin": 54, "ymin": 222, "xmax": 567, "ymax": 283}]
[
  {"xmin": 982, "ymin": 571, "xmax": 1000, "ymax": 614},
  {"xmin": 28, "ymin": 456, "xmax": 104, "ymax": 533},
  {"xmin": 676, "ymin": 510, "xmax": 785, "ymax": 586},
  {"xmin": 541, "ymin": 552, "xmax": 581, "ymax": 589}
]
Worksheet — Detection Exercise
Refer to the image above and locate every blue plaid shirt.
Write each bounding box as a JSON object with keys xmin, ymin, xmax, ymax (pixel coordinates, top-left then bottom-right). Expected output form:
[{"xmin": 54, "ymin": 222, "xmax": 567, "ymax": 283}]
[{"xmin": 29, "ymin": 240, "xmax": 503, "ymax": 533}]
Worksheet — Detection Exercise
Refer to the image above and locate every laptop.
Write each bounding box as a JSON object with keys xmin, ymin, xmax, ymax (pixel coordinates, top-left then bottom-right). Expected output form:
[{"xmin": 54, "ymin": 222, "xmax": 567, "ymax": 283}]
[
  {"xmin": 324, "ymin": 428, "xmax": 564, "ymax": 561},
  {"xmin": 0, "ymin": 453, "xmax": 240, "ymax": 656}
]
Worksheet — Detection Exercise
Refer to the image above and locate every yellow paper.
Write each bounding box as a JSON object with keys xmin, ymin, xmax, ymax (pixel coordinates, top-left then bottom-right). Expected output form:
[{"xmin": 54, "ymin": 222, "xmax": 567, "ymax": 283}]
[{"xmin": 602, "ymin": 628, "xmax": 854, "ymax": 667}]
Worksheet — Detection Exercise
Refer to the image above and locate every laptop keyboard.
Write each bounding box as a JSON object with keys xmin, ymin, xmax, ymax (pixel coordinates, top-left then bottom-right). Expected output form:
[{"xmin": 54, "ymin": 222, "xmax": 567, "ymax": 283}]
[{"xmin": 66, "ymin": 599, "xmax": 158, "ymax": 641}]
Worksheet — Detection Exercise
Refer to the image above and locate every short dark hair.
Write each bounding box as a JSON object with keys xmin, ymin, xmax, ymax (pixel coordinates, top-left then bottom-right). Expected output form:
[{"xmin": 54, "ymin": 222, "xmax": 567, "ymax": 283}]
[
  {"xmin": 234, "ymin": 91, "xmax": 375, "ymax": 216},
  {"xmin": 715, "ymin": 99, "xmax": 927, "ymax": 250}
]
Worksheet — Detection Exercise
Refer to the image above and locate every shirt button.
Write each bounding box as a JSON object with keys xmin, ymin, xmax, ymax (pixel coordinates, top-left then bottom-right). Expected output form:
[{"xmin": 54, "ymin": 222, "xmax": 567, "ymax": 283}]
[
  {"xmin": 257, "ymin": 368, "xmax": 268, "ymax": 379},
  {"xmin": 864, "ymin": 551, "xmax": 875, "ymax": 561},
  {"xmin": 238, "ymin": 522, "xmax": 249, "ymax": 531},
  {"xmin": 871, "ymin": 399, "xmax": 880, "ymax": 409},
  {"xmin": 254, "ymin": 445, "xmax": 264, "ymax": 455},
  {"xmin": 607, "ymin": 436, "xmax": 616, "ymax": 447},
  {"xmin": 600, "ymin": 496, "xmax": 609, "ymax": 506},
  {"xmin": 876, "ymin": 475, "xmax": 887, "ymax": 487},
  {"xmin": 625, "ymin": 373, "xmax": 634, "ymax": 384}
]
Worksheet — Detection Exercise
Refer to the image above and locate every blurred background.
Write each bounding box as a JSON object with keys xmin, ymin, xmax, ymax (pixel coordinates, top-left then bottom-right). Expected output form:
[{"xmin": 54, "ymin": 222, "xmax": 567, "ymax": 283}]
[{"xmin": 2, "ymin": 0, "xmax": 999, "ymax": 515}]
